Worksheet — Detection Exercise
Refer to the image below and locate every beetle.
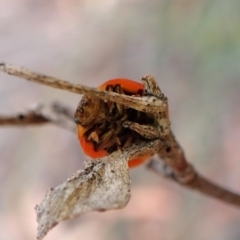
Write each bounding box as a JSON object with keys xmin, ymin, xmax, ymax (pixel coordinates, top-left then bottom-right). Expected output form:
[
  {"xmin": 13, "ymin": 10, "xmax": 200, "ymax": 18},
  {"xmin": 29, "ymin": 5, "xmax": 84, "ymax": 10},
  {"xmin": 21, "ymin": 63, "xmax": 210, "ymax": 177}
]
[{"xmin": 74, "ymin": 79, "xmax": 155, "ymax": 168}]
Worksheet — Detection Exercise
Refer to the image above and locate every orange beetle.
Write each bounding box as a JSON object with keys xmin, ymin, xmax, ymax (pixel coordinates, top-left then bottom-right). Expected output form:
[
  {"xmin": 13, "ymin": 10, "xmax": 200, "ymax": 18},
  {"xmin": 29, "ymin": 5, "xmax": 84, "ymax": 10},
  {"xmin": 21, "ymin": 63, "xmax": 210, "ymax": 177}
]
[{"xmin": 74, "ymin": 79, "xmax": 155, "ymax": 168}]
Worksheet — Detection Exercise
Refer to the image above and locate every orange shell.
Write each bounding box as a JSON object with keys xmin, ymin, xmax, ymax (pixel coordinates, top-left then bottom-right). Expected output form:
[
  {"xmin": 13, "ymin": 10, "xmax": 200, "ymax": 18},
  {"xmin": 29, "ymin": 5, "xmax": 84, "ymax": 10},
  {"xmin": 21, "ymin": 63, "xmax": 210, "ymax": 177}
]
[{"xmin": 77, "ymin": 78, "xmax": 151, "ymax": 168}]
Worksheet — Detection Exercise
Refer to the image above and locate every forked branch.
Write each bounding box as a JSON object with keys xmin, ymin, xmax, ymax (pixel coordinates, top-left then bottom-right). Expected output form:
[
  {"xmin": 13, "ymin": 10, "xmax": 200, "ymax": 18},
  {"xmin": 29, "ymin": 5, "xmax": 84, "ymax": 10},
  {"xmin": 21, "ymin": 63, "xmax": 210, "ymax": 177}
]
[{"xmin": 1, "ymin": 62, "xmax": 240, "ymax": 238}]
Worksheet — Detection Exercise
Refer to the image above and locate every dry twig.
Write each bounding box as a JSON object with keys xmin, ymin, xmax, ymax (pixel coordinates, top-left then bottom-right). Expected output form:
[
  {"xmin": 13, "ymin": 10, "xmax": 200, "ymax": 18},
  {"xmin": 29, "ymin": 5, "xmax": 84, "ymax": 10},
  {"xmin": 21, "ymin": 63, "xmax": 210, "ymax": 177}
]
[
  {"xmin": 0, "ymin": 102, "xmax": 76, "ymax": 132},
  {"xmin": 0, "ymin": 63, "xmax": 166, "ymax": 114}
]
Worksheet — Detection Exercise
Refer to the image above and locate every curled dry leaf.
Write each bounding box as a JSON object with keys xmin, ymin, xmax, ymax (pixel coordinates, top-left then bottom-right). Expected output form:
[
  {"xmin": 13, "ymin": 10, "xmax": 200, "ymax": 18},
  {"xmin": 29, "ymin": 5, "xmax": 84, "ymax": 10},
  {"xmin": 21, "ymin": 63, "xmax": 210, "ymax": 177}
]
[
  {"xmin": 35, "ymin": 139, "xmax": 161, "ymax": 239},
  {"xmin": 35, "ymin": 155, "xmax": 131, "ymax": 240}
]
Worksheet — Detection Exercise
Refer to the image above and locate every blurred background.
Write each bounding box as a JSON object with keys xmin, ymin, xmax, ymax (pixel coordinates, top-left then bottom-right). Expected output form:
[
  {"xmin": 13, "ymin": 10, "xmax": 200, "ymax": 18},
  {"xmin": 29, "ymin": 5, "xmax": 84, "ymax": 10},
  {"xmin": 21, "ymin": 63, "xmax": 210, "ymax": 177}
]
[{"xmin": 1, "ymin": 0, "xmax": 240, "ymax": 239}]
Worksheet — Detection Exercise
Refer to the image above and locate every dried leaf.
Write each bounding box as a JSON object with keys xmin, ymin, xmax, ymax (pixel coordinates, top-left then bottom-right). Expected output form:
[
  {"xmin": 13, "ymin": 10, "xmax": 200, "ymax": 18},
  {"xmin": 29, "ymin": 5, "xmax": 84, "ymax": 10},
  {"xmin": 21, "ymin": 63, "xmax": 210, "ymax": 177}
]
[{"xmin": 35, "ymin": 157, "xmax": 131, "ymax": 239}]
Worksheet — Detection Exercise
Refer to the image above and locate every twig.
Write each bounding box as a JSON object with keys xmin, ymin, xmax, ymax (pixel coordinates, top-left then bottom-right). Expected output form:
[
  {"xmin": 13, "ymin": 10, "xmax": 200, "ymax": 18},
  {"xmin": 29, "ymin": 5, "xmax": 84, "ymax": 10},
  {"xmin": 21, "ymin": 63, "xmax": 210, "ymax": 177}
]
[
  {"xmin": 0, "ymin": 112, "xmax": 48, "ymax": 125},
  {"xmin": 0, "ymin": 102, "xmax": 76, "ymax": 132},
  {"xmin": 0, "ymin": 63, "xmax": 166, "ymax": 114},
  {"xmin": 148, "ymin": 159, "xmax": 240, "ymax": 206}
]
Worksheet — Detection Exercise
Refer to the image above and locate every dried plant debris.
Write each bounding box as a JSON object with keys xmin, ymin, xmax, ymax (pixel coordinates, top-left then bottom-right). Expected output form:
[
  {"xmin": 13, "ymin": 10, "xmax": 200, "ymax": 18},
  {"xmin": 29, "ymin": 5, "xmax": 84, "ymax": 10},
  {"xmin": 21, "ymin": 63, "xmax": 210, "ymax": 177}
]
[{"xmin": 35, "ymin": 156, "xmax": 131, "ymax": 239}]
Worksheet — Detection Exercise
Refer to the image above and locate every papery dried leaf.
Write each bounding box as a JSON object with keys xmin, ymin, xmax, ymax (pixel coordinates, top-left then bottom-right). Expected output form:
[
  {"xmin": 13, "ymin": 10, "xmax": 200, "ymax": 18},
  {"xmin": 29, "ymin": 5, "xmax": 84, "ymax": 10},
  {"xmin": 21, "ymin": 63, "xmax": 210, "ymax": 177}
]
[{"xmin": 35, "ymin": 157, "xmax": 131, "ymax": 239}]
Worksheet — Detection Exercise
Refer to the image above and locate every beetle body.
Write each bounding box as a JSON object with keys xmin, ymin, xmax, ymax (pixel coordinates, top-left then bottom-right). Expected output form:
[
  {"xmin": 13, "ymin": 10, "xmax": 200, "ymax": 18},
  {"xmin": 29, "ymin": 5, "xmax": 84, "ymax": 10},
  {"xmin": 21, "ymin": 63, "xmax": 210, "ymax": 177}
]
[{"xmin": 75, "ymin": 79, "xmax": 154, "ymax": 168}]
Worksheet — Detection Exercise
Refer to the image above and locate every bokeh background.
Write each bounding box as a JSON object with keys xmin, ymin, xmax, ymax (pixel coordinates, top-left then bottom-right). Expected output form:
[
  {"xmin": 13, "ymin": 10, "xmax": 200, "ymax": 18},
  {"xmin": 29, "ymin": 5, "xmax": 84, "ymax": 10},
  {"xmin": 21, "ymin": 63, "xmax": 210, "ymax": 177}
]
[{"xmin": 1, "ymin": 0, "xmax": 240, "ymax": 239}]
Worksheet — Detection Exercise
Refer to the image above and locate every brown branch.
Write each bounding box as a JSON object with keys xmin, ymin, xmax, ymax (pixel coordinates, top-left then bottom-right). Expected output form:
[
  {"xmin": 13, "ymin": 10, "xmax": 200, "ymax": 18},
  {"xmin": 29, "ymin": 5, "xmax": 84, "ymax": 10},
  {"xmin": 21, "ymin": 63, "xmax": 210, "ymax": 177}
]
[
  {"xmin": 140, "ymin": 77, "xmax": 240, "ymax": 207},
  {"xmin": 148, "ymin": 159, "xmax": 240, "ymax": 206},
  {"xmin": 1, "ymin": 63, "xmax": 240, "ymax": 210},
  {"xmin": 0, "ymin": 62, "xmax": 166, "ymax": 114},
  {"xmin": 0, "ymin": 112, "xmax": 49, "ymax": 125},
  {"xmin": 0, "ymin": 103, "xmax": 76, "ymax": 132}
]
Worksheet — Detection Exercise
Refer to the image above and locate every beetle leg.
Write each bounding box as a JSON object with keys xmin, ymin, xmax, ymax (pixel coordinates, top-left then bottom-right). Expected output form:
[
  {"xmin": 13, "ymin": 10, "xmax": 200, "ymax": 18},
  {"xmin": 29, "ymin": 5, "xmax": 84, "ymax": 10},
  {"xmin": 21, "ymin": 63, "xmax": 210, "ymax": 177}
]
[
  {"xmin": 113, "ymin": 84, "xmax": 125, "ymax": 117},
  {"xmin": 96, "ymin": 127, "xmax": 117, "ymax": 151},
  {"xmin": 105, "ymin": 85, "xmax": 115, "ymax": 115},
  {"xmin": 90, "ymin": 131, "xmax": 99, "ymax": 143}
]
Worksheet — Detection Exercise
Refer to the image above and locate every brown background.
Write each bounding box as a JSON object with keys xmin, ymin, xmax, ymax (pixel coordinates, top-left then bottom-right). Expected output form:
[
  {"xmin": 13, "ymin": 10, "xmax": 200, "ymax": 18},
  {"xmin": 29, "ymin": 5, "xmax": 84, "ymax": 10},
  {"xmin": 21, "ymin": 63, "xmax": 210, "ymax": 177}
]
[{"xmin": 0, "ymin": 0, "xmax": 240, "ymax": 239}]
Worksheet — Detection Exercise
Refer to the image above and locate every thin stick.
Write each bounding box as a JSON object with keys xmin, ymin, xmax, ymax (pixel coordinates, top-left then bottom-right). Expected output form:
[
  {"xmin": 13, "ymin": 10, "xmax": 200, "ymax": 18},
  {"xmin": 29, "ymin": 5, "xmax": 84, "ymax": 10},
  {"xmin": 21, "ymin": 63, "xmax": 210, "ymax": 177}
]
[
  {"xmin": 0, "ymin": 113, "xmax": 48, "ymax": 125},
  {"xmin": 0, "ymin": 63, "xmax": 165, "ymax": 114},
  {"xmin": 148, "ymin": 159, "xmax": 240, "ymax": 207},
  {"xmin": 0, "ymin": 102, "xmax": 76, "ymax": 132}
]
